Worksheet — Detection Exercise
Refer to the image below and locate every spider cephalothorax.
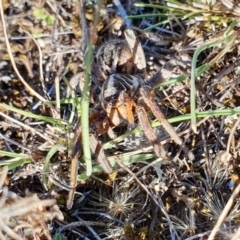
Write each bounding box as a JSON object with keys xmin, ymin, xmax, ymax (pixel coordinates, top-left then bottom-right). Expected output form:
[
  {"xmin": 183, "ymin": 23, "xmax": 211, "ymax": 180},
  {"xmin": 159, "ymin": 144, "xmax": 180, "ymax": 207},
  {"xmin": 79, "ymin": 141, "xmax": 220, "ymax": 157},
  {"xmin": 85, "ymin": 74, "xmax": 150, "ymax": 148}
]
[{"xmin": 99, "ymin": 74, "xmax": 140, "ymax": 128}]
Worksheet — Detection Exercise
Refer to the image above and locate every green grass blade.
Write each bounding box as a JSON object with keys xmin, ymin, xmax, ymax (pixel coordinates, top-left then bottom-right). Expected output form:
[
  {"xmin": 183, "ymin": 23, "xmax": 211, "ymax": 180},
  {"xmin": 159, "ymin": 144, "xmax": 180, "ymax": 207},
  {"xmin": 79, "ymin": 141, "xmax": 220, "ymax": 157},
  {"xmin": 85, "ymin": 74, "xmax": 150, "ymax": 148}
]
[
  {"xmin": 42, "ymin": 144, "xmax": 63, "ymax": 190},
  {"xmin": 0, "ymin": 103, "xmax": 66, "ymax": 127},
  {"xmin": 81, "ymin": 43, "xmax": 93, "ymax": 176},
  {"xmin": 0, "ymin": 150, "xmax": 32, "ymax": 170},
  {"xmin": 77, "ymin": 153, "xmax": 155, "ymax": 181},
  {"xmin": 0, "ymin": 150, "xmax": 29, "ymax": 158},
  {"xmin": 103, "ymin": 108, "xmax": 240, "ymax": 149},
  {"xmin": 190, "ymin": 32, "xmax": 236, "ymax": 133},
  {"xmin": 128, "ymin": 13, "xmax": 182, "ymax": 19}
]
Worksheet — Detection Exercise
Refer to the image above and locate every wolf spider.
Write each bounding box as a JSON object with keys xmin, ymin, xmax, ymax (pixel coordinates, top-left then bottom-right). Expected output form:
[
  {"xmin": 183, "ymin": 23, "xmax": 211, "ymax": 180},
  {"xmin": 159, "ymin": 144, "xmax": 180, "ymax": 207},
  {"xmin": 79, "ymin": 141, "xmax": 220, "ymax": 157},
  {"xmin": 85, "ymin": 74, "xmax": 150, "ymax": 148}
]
[
  {"xmin": 90, "ymin": 29, "xmax": 193, "ymax": 162},
  {"xmin": 67, "ymin": 29, "xmax": 193, "ymax": 208}
]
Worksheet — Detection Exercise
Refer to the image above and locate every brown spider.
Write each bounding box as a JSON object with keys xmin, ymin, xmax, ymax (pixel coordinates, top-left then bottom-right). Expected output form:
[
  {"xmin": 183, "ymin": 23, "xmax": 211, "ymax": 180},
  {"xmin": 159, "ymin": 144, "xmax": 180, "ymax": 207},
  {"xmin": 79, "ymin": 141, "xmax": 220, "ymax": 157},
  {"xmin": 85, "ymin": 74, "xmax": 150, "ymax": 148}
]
[
  {"xmin": 90, "ymin": 29, "xmax": 194, "ymax": 162},
  {"xmin": 67, "ymin": 29, "xmax": 193, "ymax": 209}
]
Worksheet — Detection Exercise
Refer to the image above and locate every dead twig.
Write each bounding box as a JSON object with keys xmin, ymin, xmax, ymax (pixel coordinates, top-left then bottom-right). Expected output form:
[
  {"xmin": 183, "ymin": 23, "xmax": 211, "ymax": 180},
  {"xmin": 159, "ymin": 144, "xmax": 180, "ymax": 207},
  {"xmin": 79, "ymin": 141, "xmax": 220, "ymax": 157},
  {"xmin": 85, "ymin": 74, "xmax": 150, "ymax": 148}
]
[{"xmin": 67, "ymin": 122, "xmax": 81, "ymax": 209}]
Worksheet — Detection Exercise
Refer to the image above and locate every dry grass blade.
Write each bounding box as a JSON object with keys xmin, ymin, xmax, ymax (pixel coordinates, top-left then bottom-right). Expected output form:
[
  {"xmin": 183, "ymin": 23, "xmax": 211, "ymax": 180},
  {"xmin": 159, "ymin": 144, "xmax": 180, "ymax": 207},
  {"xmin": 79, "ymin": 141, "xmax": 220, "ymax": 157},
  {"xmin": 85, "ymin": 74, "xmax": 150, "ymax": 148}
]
[
  {"xmin": 208, "ymin": 182, "xmax": 240, "ymax": 240},
  {"xmin": 119, "ymin": 158, "xmax": 164, "ymax": 190},
  {"xmin": 67, "ymin": 122, "xmax": 81, "ymax": 209},
  {"xmin": 21, "ymin": 29, "xmax": 44, "ymax": 86},
  {"xmin": 61, "ymin": 220, "xmax": 107, "ymax": 231},
  {"xmin": 0, "ymin": 110, "xmax": 55, "ymax": 144},
  {"xmin": 226, "ymin": 116, "xmax": 240, "ymax": 156}
]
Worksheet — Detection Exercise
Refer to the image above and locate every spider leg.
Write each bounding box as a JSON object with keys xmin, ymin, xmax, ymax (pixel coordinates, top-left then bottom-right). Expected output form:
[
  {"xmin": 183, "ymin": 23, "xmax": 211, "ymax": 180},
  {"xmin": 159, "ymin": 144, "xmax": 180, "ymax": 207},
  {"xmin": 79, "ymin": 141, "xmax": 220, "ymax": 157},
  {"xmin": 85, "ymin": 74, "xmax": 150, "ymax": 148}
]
[
  {"xmin": 136, "ymin": 104, "xmax": 171, "ymax": 162},
  {"xmin": 89, "ymin": 134, "xmax": 113, "ymax": 174},
  {"xmin": 140, "ymin": 86, "xmax": 194, "ymax": 161},
  {"xmin": 90, "ymin": 107, "xmax": 116, "ymax": 139}
]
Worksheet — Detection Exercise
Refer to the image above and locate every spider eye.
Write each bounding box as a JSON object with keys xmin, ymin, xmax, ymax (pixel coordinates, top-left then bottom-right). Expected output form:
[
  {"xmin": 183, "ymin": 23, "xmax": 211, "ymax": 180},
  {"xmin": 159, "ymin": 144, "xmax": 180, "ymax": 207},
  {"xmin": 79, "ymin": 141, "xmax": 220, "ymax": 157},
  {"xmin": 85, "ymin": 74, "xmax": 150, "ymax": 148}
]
[
  {"xmin": 104, "ymin": 94, "xmax": 118, "ymax": 102},
  {"xmin": 105, "ymin": 97, "xmax": 112, "ymax": 102}
]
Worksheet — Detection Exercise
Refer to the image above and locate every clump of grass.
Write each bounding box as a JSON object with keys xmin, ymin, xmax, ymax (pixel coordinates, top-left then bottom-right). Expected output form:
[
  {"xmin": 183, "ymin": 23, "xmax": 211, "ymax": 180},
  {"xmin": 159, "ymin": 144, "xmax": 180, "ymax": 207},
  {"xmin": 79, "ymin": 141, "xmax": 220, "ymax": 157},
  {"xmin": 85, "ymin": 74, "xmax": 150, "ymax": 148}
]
[{"xmin": 89, "ymin": 186, "xmax": 140, "ymax": 220}]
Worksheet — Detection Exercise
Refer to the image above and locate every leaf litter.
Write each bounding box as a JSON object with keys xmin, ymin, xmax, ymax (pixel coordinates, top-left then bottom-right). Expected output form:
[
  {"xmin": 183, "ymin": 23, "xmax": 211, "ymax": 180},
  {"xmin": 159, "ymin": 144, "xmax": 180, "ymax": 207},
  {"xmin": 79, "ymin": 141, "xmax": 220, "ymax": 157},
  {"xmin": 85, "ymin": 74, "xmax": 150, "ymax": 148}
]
[{"xmin": 0, "ymin": 0, "xmax": 240, "ymax": 239}]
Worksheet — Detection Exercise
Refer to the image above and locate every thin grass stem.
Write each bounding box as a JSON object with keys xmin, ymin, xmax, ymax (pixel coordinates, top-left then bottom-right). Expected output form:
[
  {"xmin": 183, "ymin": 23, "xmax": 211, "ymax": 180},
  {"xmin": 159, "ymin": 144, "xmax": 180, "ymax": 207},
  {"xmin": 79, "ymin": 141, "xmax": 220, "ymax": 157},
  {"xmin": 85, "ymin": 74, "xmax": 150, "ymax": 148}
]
[
  {"xmin": 103, "ymin": 108, "xmax": 240, "ymax": 149},
  {"xmin": 190, "ymin": 31, "xmax": 236, "ymax": 133},
  {"xmin": 81, "ymin": 42, "xmax": 93, "ymax": 176}
]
